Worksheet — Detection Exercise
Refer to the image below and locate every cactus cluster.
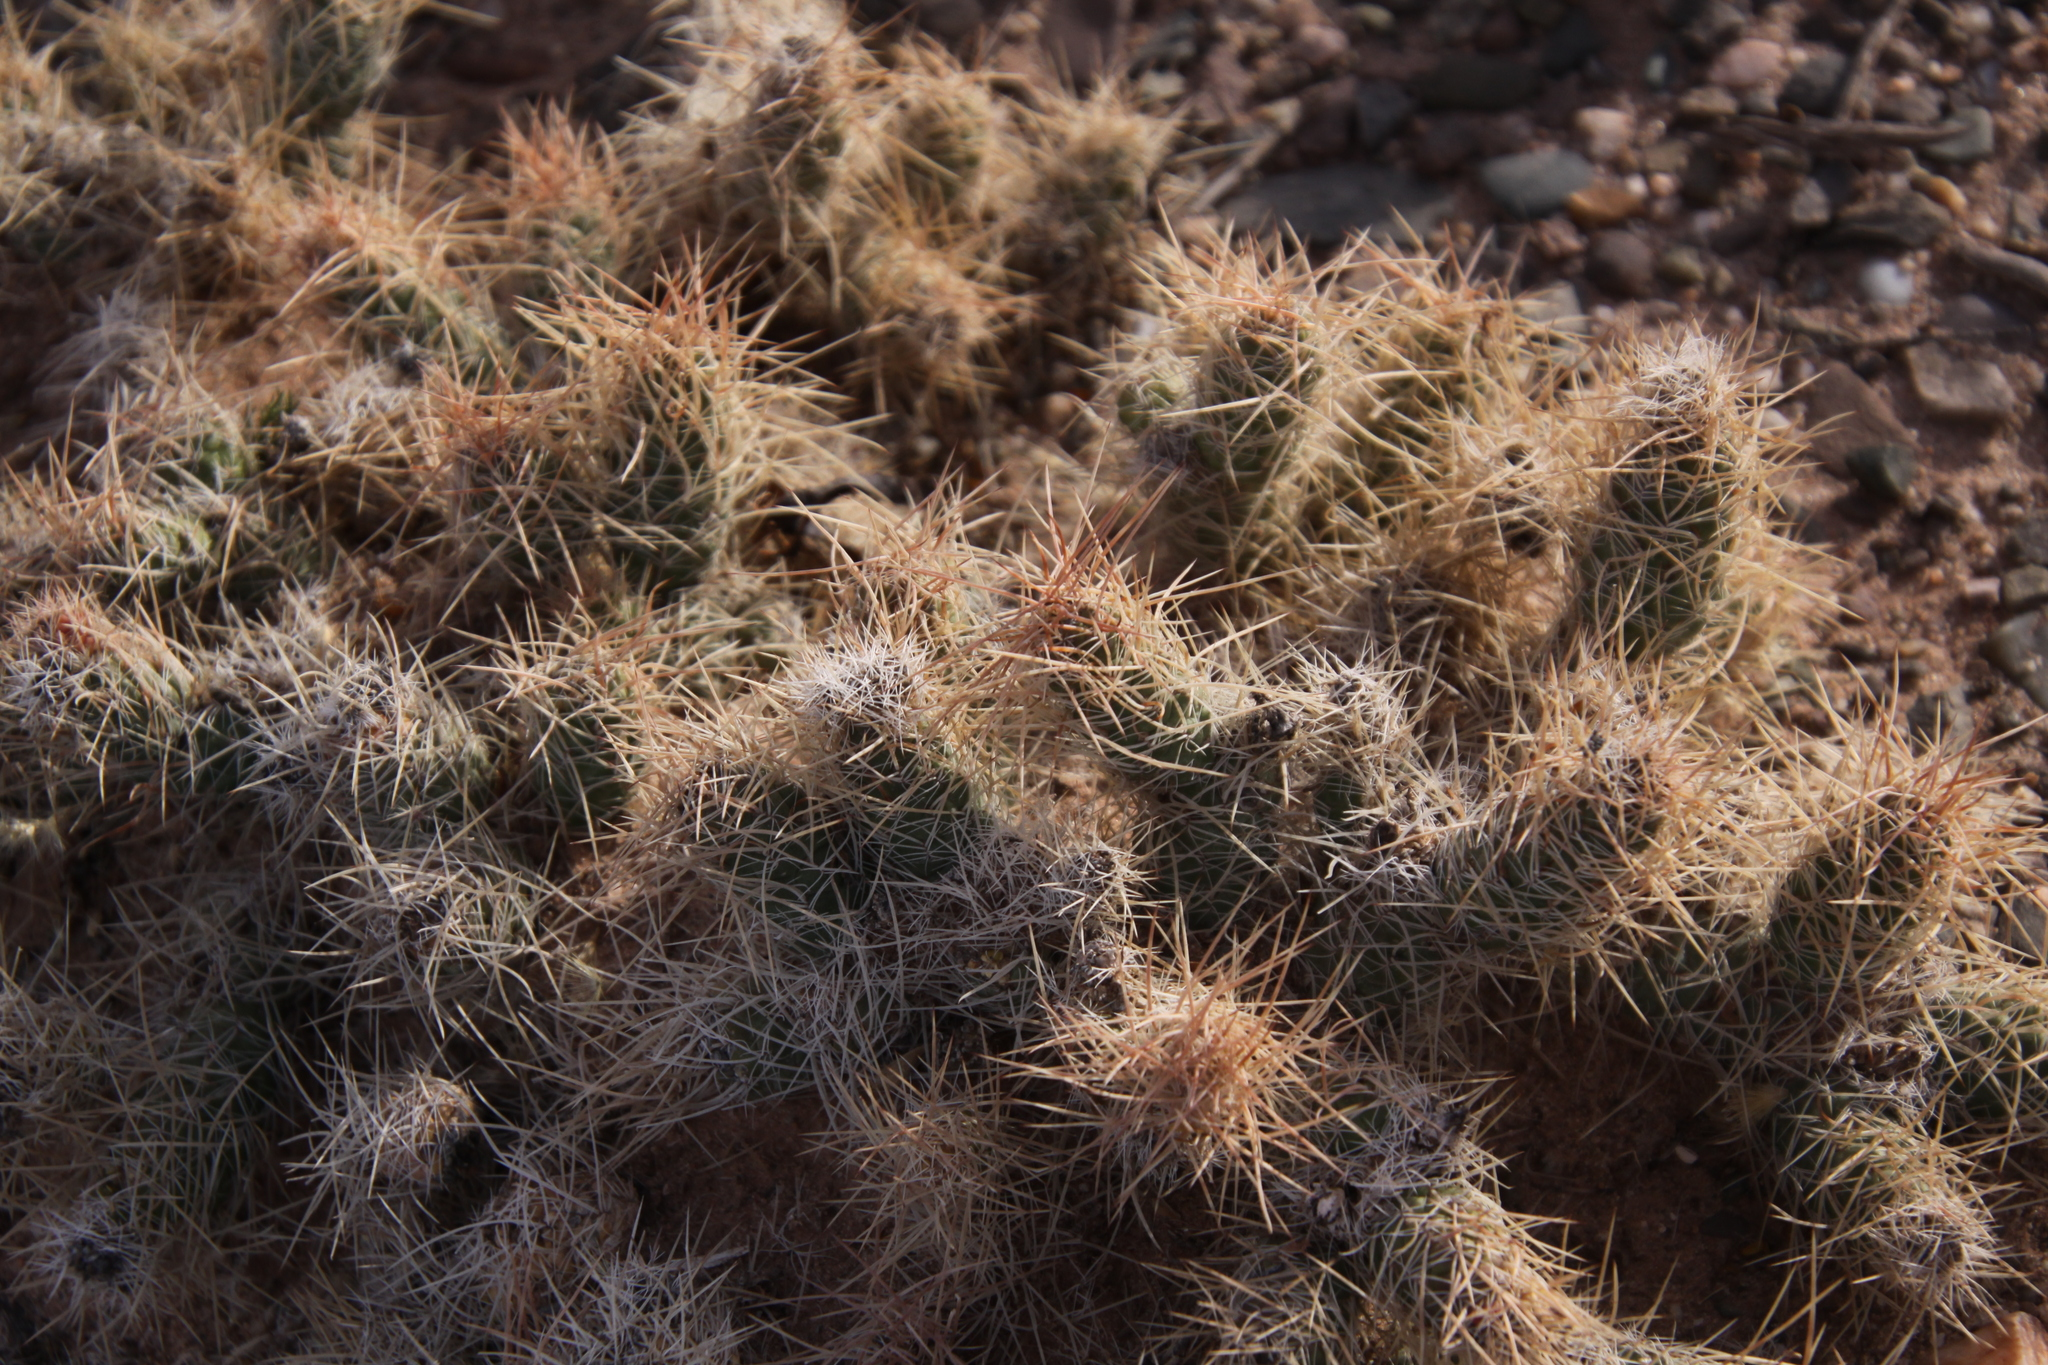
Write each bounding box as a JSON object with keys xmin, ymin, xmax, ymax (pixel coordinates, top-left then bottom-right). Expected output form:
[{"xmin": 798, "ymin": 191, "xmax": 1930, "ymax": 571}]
[{"xmin": 2, "ymin": 4, "xmax": 2047, "ymax": 1363}]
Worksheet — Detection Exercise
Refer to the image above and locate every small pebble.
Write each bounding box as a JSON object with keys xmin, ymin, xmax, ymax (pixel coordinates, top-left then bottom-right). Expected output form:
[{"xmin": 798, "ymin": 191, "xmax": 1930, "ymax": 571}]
[
  {"xmin": 1781, "ymin": 49, "xmax": 1850, "ymax": 115},
  {"xmin": 1585, "ymin": 230, "xmax": 1657, "ymax": 298},
  {"xmin": 1966, "ymin": 576, "xmax": 2005, "ymax": 606},
  {"xmin": 1639, "ymin": 140, "xmax": 1689, "ymax": 175},
  {"xmin": 1671, "ymin": 1144, "xmax": 1699, "ymax": 1165},
  {"xmin": 1647, "ymin": 171, "xmax": 1680, "ymax": 198},
  {"xmin": 1788, "ymin": 178, "xmax": 1833, "ymax": 230},
  {"xmin": 1708, "ymin": 38, "xmax": 1788, "ymax": 91},
  {"xmin": 1565, "ymin": 181, "xmax": 1646, "ymax": 230},
  {"xmin": 1573, "ymin": 106, "xmax": 1636, "ymax": 163},
  {"xmin": 1288, "ymin": 23, "xmax": 1350, "ymax": 67},
  {"xmin": 2007, "ymin": 565, "xmax": 2048, "ymax": 610},
  {"xmin": 1906, "ymin": 341, "xmax": 2022, "ymax": 421},
  {"xmin": 1136, "ymin": 69, "xmax": 1187, "ymax": 104},
  {"xmin": 1677, "ymin": 86, "xmax": 1741, "ymax": 121},
  {"xmin": 1478, "ymin": 148, "xmax": 1596, "ymax": 218},
  {"xmin": 1911, "ymin": 170, "xmax": 1969, "ymax": 216},
  {"xmin": 1952, "ymin": 4, "xmax": 1997, "ymax": 39},
  {"xmin": 1845, "ymin": 442, "xmax": 1918, "ymax": 500},
  {"xmin": 1860, "ymin": 258, "xmax": 1916, "ymax": 306},
  {"xmin": 1351, "ymin": 3, "xmax": 1396, "ymax": 33},
  {"xmin": 1655, "ymin": 244, "xmax": 1706, "ymax": 287}
]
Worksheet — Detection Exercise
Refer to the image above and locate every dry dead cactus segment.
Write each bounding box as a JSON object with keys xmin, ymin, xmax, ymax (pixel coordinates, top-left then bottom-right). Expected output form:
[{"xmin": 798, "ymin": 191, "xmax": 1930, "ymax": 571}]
[{"xmin": 3, "ymin": 5, "xmax": 2048, "ymax": 1363}]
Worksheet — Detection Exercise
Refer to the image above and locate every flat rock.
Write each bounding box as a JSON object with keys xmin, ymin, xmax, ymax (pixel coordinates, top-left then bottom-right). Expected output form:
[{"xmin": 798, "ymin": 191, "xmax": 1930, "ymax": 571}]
[
  {"xmin": 1802, "ymin": 360, "xmax": 1917, "ymax": 470},
  {"xmin": 1781, "ymin": 48, "xmax": 1848, "ymax": 114},
  {"xmin": 2000, "ymin": 893, "xmax": 2048, "ymax": 961},
  {"xmin": 1565, "ymin": 181, "xmax": 1644, "ymax": 229},
  {"xmin": 2010, "ymin": 513, "xmax": 2048, "ymax": 567},
  {"xmin": 1479, "ymin": 148, "xmax": 1595, "ymax": 218},
  {"xmin": 1935, "ymin": 1310, "xmax": 2048, "ymax": 1365},
  {"xmin": 1987, "ymin": 612, "xmax": 2048, "ymax": 710},
  {"xmin": 1676, "ymin": 85, "xmax": 1740, "ymax": 121},
  {"xmin": 2007, "ymin": 564, "xmax": 2048, "ymax": 610},
  {"xmin": 1585, "ymin": 230, "xmax": 1656, "ymax": 297},
  {"xmin": 1573, "ymin": 106, "xmax": 1634, "ymax": 162},
  {"xmin": 1516, "ymin": 280, "xmax": 1586, "ymax": 334},
  {"xmin": 1354, "ymin": 79, "xmax": 1416, "ymax": 150},
  {"xmin": 1907, "ymin": 684, "xmax": 1972, "ymax": 743},
  {"xmin": 1223, "ymin": 165, "xmax": 1453, "ymax": 246},
  {"xmin": 1823, "ymin": 194, "xmax": 1951, "ymax": 250},
  {"xmin": 1708, "ymin": 38, "xmax": 1787, "ymax": 90},
  {"xmin": 1413, "ymin": 54, "xmax": 1541, "ymax": 111},
  {"xmin": 1844, "ymin": 442, "xmax": 1917, "ymax": 500},
  {"xmin": 1517, "ymin": 279, "xmax": 1589, "ymax": 364},
  {"xmin": 1640, "ymin": 139, "xmax": 1690, "ymax": 175},
  {"xmin": 1939, "ymin": 293, "xmax": 2030, "ymax": 340},
  {"xmin": 1875, "ymin": 85, "xmax": 1944, "ymax": 125},
  {"xmin": 1905, "ymin": 342, "xmax": 2020, "ymax": 421},
  {"xmin": 1923, "ymin": 105, "xmax": 1997, "ymax": 166}
]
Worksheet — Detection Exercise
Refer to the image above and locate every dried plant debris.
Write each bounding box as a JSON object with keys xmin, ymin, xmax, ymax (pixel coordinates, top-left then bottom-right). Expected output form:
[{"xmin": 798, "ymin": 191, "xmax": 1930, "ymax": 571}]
[{"xmin": 0, "ymin": 5, "xmax": 2043, "ymax": 1363}]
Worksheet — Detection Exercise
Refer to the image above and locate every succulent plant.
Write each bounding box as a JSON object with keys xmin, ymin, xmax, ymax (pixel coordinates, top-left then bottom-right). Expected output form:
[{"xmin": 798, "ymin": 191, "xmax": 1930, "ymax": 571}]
[{"xmin": 5, "ymin": 10, "xmax": 2048, "ymax": 1363}]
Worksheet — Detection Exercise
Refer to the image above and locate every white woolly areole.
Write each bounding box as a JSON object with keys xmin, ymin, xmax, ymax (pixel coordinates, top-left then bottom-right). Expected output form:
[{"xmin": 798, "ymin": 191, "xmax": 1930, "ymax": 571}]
[{"xmin": 786, "ymin": 634, "xmax": 928, "ymax": 734}]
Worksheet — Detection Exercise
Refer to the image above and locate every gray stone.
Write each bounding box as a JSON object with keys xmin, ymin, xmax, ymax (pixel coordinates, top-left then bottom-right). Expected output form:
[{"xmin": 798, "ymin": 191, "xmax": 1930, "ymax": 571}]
[
  {"xmin": 1844, "ymin": 442, "xmax": 1918, "ymax": 500},
  {"xmin": 1656, "ymin": 244, "xmax": 1707, "ymax": 287},
  {"xmin": 1413, "ymin": 55, "xmax": 1541, "ymax": 111},
  {"xmin": 2000, "ymin": 891, "xmax": 2048, "ymax": 960},
  {"xmin": 1352, "ymin": 4, "xmax": 1397, "ymax": 33},
  {"xmin": 1640, "ymin": 139, "xmax": 1690, "ymax": 175},
  {"xmin": 1709, "ymin": 37, "xmax": 1786, "ymax": 90},
  {"xmin": 1939, "ymin": 293, "xmax": 2030, "ymax": 340},
  {"xmin": 1540, "ymin": 8, "xmax": 1605, "ymax": 77},
  {"xmin": 1479, "ymin": 148, "xmax": 1595, "ymax": 218},
  {"xmin": 1675, "ymin": 86, "xmax": 1741, "ymax": 123},
  {"xmin": 1823, "ymin": 194, "xmax": 1952, "ymax": 250},
  {"xmin": 1907, "ymin": 684, "xmax": 1973, "ymax": 742},
  {"xmin": 1802, "ymin": 361, "xmax": 1917, "ymax": 470},
  {"xmin": 1922, "ymin": 105, "xmax": 1996, "ymax": 166},
  {"xmin": 1905, "ymin": 342, "xmax": 2020, "ymax": 422},
  {"xmin": 1875, "ymin": 85, "xmax": 1944, "ymax": 125},
  {"xmin": 1788, "ymin": 178, "xmax": 1834, "ymax": 230},
  {"xmin": 2009, "ymin": 514, "xmax": 2048, "ymax": 567},
  {"xmin": 1223, "ymin": 166, "xmax": 1453, "ymax": 246},
  {"xmin": 1585, "ymin": 230, "xmax": 1656, "ymax": 298},
  {"xmin": 1517, "ymin": 280, "xmax": 1587, "ymax": 334},
  {"xmin": 2008, "ymin": 565, "xmax": 2048, "ymax": 610},
  {"xmin": 1354, "ymin": 79, "xmax": 1416, "ymax": 151},
  {"xmin": 1781, "ymin": 49, "xmax": 1849, "ymax": 115},
  {"xmin": 1986, "ymin": 610, "xmax": 2048, "ymax": 709},
  {"xmin": 1643, "ymin": 48, "xmax": 1673, "ymax": 91}
]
